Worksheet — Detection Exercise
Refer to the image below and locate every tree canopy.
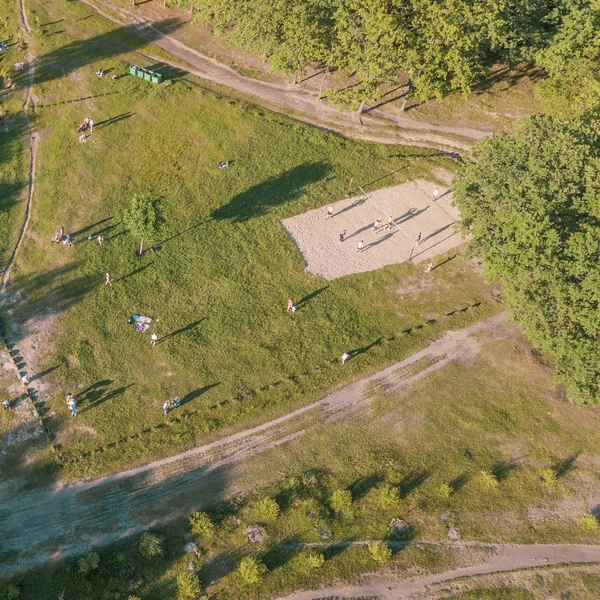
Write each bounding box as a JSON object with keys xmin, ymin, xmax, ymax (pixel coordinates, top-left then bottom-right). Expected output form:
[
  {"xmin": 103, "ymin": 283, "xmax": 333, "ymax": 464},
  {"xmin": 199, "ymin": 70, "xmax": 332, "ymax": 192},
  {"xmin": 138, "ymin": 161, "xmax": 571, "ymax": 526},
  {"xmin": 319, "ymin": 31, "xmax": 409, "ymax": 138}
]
[
  {"xmin": 453, "ymin": 116, "xmax": 600, "ymax": 404},
  {"xmin": 182, "ymin": 0, "xmax": 600, "ymax": 110}
]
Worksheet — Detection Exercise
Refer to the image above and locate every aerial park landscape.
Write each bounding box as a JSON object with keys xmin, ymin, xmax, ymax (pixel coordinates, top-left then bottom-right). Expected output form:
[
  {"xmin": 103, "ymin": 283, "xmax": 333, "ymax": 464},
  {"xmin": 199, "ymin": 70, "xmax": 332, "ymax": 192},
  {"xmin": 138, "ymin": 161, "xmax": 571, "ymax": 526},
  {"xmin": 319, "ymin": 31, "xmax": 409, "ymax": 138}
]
[{"xmin": 0, "ymin": 0, "xmax": 599, "ymax": 598}]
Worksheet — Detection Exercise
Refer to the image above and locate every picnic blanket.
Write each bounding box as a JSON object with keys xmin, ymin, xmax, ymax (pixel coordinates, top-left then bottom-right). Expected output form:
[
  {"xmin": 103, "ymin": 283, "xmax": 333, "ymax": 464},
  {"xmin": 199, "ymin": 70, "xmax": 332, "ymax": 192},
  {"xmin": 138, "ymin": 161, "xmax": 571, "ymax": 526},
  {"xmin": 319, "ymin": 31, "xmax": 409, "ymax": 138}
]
[{"xmin": 131, "ymin": 314, "xmax": 152, "ymax": 324}]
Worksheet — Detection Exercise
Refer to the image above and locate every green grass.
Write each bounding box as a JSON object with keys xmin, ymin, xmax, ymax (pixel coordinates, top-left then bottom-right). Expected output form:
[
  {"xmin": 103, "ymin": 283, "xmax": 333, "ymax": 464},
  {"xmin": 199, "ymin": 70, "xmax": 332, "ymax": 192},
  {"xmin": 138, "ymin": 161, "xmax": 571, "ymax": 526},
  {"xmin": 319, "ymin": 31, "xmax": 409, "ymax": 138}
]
[
  {"xmin": 4, "ymin": 331, "xmax": 600, "ymax": 599},
  {"xmin": 2, "ymin": 0, "xmax": 502, "ymax": 480}
]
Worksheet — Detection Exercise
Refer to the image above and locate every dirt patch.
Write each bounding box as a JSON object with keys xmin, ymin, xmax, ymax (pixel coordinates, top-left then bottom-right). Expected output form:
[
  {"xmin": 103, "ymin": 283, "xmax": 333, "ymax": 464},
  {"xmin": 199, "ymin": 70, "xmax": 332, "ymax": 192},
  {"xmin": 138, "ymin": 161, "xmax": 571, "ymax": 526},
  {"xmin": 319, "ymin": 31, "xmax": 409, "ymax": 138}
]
[{"xmin": 281, "ymin": 180, "xmax": 462, "ymax": 280}]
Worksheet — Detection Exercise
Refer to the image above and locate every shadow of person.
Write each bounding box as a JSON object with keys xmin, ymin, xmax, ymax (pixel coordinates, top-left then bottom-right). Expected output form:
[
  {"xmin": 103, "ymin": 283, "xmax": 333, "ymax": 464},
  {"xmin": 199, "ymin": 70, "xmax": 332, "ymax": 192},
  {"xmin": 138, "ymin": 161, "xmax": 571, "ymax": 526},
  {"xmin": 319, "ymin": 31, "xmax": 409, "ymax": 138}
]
[
  {"xmin": 180, "ymin": 383, "xmax": 221, "ymax": 406},
  {"xmin": 158, "ymin": 318, "xmax": 206, "ymax": 344}
]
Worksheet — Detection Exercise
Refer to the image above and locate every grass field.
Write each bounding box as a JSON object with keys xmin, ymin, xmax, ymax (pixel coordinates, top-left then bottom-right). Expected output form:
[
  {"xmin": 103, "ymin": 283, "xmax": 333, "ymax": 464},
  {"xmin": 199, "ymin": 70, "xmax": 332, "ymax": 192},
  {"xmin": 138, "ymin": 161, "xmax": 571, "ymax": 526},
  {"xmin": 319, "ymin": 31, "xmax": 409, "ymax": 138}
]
[
  {"xmin": 0, "ymin": 0, "xmax": 505, "ymax": 482},
  {"xmin": 3, "ymin": 327, "xmax": 600, "ymax": 599}
]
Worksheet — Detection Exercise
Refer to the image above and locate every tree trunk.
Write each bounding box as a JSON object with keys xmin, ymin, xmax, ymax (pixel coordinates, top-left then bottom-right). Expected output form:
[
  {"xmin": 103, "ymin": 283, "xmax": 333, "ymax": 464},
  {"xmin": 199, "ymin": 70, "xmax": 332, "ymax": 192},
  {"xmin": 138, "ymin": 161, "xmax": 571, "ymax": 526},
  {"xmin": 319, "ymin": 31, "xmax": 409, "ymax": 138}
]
[
  {"xmin": 132, "ymin": 0, "xmax": 135, "ymax": 7},
  {"xmin": 400, "ymin": 81, "xmax": 412, "ymax": 112},
  {"xmin": 318, "ymin": 66, "xmax": 329, "ymax": 97},
  {"xmin": 293, "ymin": 72, "xmax": 297, "ymax": 85},
  {"xmin": 139, "ymin": 237, "xmax": 144, "ymax": 256},
  {"xmin": 357, "ymin": 99, "xmax": 366, "ymax": 114}
]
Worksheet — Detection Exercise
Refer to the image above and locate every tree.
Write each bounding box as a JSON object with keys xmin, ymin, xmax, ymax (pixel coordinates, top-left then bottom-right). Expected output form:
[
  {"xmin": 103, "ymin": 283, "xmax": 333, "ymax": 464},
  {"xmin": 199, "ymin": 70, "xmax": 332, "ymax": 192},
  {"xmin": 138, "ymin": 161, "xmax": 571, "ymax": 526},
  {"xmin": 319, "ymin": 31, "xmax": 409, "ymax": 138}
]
[
  {"xmin": 330, "ymin": 488, "xmax": 353, "ymax": 518},
  {"xmin": 122, "ymin": 194, "xmax": 164, "ymax": 256},
  {"xmin": 177, "ymin": 572, "xmax": 201, "ymax": 600},
  {"xmin": 454, "ymin": 116, "xmax": 600, "ymax": 404},
  {"xmin": 189, "ymin": 511, "xmax": 214, "ymax": 537},
  {"xmin": 367, "ymin": 541, "xmax": 392, "ymax": 564},
  {"xmin": 236, "ymin": 556, "xmax": 267, "ymax": 587},
  {"xmin": 242, "ymin": 497, "xmax": 280, "ymax": 523},
  {"xmin": 138, "ymin": 532, "xmax": 164, "ymax": 558},
  {"xmin": 78, "ymin": 552, "xmax": 100, "ymax": 576}
]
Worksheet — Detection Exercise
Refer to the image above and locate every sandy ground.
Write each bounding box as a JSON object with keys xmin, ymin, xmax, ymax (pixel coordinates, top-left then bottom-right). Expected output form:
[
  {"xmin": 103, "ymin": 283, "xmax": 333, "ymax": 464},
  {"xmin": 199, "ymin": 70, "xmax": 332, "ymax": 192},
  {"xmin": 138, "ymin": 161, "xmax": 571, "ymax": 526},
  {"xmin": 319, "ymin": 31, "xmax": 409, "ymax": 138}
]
[
  {"xmin": 0, "ymin": 314, "xmax": 512, "ymax": 577},
  {"xmin": 281, "ymin": 180, "xmax": 461, "ymax": 280}
]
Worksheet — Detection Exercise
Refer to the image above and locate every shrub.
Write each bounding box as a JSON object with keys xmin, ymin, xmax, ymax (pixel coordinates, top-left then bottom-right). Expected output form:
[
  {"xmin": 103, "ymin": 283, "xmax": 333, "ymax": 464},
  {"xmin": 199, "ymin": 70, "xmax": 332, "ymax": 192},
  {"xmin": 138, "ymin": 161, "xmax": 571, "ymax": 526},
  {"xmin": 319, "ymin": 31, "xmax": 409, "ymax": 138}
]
[
  {"xmin": 578, "ymin": 514, "xmax": 599, "ymax": 532},
  {"xmin": 177, "ymin": 571, "xmax": 201, "ymax": 600},
  {"xmin": 540, "ymin": 468, "xmax": 557, "ymax": 486},
  {"xmin": 330, "ymin": 489, "xmax": 353, "ymax": 518},
  {"xmin": 236, "ymin": 556, "xmax": 267, "ymax": 586},
  {"xmin": 127, "ymin": 596, "xmax": 141, "ymax": 600},
  {"xmin": 78, "ymin": 552, "xmax": 100, "ymax": 576},
  {"xmin": 475, "ymin": 470, "xmax": 499, "ymax": 492},
  {"xmin": 243, "ymin": 497, "xmax": 280, "ymax": 523},
  {"xmin": 289, "ymin": 551, "xmax": 325, "ymax": 575},
  {"xmin": 367, "ymin": 541, "xmax": 392, "ymax": 565},
  {"xmin": 371, "ymin": 484, "xmax": 400, "ymax": 509},
  {"xmin": 4, "ymin": 584, "xmax": 20, "ymax": 600},
  {"xmin": 436, "ymin": 483, "xmax": 453, "ymax": 500},
  {"xmin": 138, "ymin": 532, "xmax": 164, "ymax": 558},
  {"xmin": 189, "ymin": 512, "xmax": 215, "ymax": 537}
]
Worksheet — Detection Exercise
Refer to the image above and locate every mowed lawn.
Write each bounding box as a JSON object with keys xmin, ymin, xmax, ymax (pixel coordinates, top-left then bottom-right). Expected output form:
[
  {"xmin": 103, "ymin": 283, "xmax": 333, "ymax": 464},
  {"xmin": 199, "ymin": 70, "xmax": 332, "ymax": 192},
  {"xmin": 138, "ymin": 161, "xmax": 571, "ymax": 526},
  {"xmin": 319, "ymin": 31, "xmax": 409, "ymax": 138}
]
[{"xmin": 4, "ymin": 0, "xmax": 498, "ymax": 478}]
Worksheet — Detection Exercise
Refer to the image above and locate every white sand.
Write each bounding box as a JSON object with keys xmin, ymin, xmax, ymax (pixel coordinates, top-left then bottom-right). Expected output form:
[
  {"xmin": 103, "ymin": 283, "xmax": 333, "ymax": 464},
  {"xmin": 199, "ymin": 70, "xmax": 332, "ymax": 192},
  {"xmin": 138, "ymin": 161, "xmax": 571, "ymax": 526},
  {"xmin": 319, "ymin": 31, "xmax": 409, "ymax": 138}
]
[{"xmin": 281, "ymin": 179, "xmax": 462, "ymax": 280}]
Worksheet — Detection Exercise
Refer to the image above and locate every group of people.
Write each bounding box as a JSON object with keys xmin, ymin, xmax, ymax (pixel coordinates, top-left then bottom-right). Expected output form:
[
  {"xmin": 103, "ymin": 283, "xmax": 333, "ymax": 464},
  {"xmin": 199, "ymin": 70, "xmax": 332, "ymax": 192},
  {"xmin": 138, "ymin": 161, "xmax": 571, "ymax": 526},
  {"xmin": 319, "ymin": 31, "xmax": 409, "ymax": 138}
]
[
  {"xmin": 76, "ymin": 117, "xmax": 94, "ymax": 142},
  {"xmin": 64, "ymin": 392, "xmax": 77, "ymax": 417},
  {"xmin": 163, "ymin": 396, "xmax": 180, "ymax": 415},
  {"xmin": 51, "ymin": 227, "xmax": 73, "ymax": 246}
]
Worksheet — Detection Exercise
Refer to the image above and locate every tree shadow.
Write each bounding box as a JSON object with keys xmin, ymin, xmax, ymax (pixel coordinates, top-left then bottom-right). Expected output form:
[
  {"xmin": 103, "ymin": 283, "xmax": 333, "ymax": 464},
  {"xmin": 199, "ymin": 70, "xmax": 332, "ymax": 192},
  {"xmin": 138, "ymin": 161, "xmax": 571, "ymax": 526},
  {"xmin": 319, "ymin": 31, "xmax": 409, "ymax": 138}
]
[
  {"xmin": 212, "ymin": 162, "xmax": 330, "ymax": 222},
  {"xmin": 296, "ymin": 286, "xmax": 329, "ymax": 310},
  {"xmin": 262, "ymin": 535, "xmax": 302, "ymax": 571},
  {"xmin": 26, "ymin": 19, "xmax": 184, "ymax": 88},
  {"xmin": 449, "ymin": 472, "xmax": 469, "ymax": 493},
  {"xmin": 180, "ymin": 383, "xmax": 221, "ymax": 406},
  {"xmin": 399, "ymin": 470, "xmax": 430, "ymax": 498},
  {"xmin": 491, "ymin": 458, "xmax": 521, "ymax": 482},
  {"xmin": 552, "ymin": 452, "xmax": 580, "ymax": 479},
  {"xmin": 158, "ymin": 318, "xmax": 206, "ymax": 344},
  {"xmin": 349, "ymin": 474, "xmax": 384, "ymax": 502}
]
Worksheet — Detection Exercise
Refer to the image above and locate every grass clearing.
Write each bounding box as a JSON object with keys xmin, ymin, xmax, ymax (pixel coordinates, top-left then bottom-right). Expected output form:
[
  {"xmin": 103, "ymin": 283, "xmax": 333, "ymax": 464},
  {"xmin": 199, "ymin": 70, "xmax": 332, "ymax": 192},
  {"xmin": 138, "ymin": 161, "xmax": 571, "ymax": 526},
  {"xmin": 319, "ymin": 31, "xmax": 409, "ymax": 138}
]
[{"xmin": 2, "ymin": 0, "xmax": 502, "ymax": 481}]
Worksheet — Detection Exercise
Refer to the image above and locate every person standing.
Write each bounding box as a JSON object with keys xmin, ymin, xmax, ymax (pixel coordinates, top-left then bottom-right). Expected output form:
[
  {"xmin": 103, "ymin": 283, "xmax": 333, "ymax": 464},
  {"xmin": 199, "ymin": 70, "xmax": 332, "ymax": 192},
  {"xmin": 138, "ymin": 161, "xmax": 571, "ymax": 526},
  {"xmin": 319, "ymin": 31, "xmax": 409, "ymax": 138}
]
[
  {"xmin": 425, "ymin": 262, "xmax": 433, "ymax": 273},
  {"xmin": 341, "ymin": 352, "xmax": 350, "ymax": 364},
  {"xmin": 385, "ymin": 216, "xmax": 394, "ymax": 231},
  {"xmin": 356, "ymin": 240, "xmax": 364, "ymax": 253},
  {"xmin": 67, "ymin": 397, "xmax": 77, "ymax": 417},
  {"xmin": 151, "ymin": 332, "xmax": 158, "ymax": 346},
  {"xmin": 433, "ymin": 187, "xmax": 439, "ymax": 200},
  {"xmin": 21, "ymin": 374, "xmax": 29, "ymax": 387},
  {"xmin": 326, "ymin": 205, "xmax": 334, "ymax": 219},
  {"xmin": 372, "ymin": 219, "xmax": 381, "ymax": 234},
  {"xmin": 89, "ymin": 118, "xmax": 94, "ymax": 134},
  {"xmin": 163, "ymin": 400, "xmax": 170, "ymax": 416},
  {"xmin": 415, "ymin": 231, "xmax": 422, "ymax": 245},
  {"xmin": 105, "ymin": 272, "xmax": 112, "ymax": 287},
  {"xmin": 339, "ymin": 230, "xmax": 347, "ymax": 242},
  {"xmin": 97, "ymin": 235, "xmax": 103, "ymax": 245},
  {"xmin": 287, "ymin": 297, "xmax": 294, "ymax": 312}
]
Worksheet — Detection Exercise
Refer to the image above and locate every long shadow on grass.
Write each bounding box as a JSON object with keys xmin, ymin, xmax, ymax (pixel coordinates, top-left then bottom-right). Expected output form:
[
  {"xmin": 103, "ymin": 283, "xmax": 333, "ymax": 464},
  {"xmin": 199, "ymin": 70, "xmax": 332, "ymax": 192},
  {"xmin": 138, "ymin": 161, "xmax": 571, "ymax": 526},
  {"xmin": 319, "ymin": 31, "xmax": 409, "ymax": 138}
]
[
  {"xmin": 71, "ymin": 216, "xmax": 113, "ymax": 238},
  {"xmin": 552, "ymin": 451, "xmax": 580, "ymax": 479},
  {"xmin": 79, "ymin": 383, "xmax": 135, "ymax": 414},
  {"xmin": 158, "ymin": 318, "xmax": 206, "ymax": 344},
  {"xmin": 3, "ymin": 263, "xmax": 99, "ymax": 343},
  {"xmin": 30, "ymin": 364, "xmax": 60, "ymax": 382},
  {"xmin": 349, "ymin": 474, "xmax": 384, "ymax": 502},
  {"xmin": 76, "ymin": 379, "xmax": 114, "ymax": 402},
  {"xmin": 296, "ymin": 286, "xmax": 328, "ymax": 310},
  {"xmin": 181, "ymin": 383, "xmax": 221, "ymax": 406},
  {"xmin": 150, "ymin": 219, "xmax": 213, "ymax": 250},
  {"xmin": 27, "ymin": 19, "xmax": 184, "ymax": 88},
  {"xmin": 94, "ymin": 112, "xmax": 135, "ymax": 131},
  {"xmin": 212, "ymin": 163, "xmax": 330, "ymax": 222},
  {"xmin": 399, "ymin": 470, "xmax": 430, "ymax": 498},
  {"xmin": 262, "ymin": 534, "xmax": 303, "ymax": 571}
]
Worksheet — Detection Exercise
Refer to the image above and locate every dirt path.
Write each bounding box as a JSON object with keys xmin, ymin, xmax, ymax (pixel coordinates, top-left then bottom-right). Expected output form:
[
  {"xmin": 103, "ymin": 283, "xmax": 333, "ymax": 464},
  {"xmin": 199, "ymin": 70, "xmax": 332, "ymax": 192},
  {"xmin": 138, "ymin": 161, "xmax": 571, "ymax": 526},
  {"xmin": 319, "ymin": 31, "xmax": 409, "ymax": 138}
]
[
  {"xmin": 0, "ymin": 313, "xmax": 513, "ymax": 576},
  {"xmin": 79, "ymin": 0, "xmax": 488, "ymax": 152},
  {"xmin": 276, "ymin": 543, "xmax": 600, "ymax": 600},
  {"xmin": 1, "ymin": 0, "xmax": 39, "ymax": 295}
]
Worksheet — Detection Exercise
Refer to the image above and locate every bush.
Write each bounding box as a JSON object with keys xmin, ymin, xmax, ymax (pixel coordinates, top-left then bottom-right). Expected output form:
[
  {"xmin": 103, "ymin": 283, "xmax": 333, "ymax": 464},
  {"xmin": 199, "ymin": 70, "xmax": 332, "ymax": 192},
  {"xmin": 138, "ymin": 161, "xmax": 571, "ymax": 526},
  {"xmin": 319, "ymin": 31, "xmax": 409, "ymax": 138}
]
[
  {"xmin": 540, "ymin": 468, "xmax": 557, "ymax": 486},
  {"xmin": 330, "ymin": 489, "xmax": 353, "ymax": 518},
  {"xmin": 127, "ymin": 596, "xmax": 141, "ymax": 600},
  {"xmin": 4, "ymin": 584, "xmax": 20, "ymax": 600},
  {"xmin": 236, "ymin": 556, "xmax": 267, "ymax": 587},
  {"xmin": 578, "ymin": 514, "xmax": 599, "ymax": 532},
  {"xmin": 367, "ymin": 541, "xmax": 392, "ymax": 565},
  {"xmin": 138, "ymin": 532, "xmax": 164, "ymax": 558},
  {"xmin": 475, "ymin": 470, "xmax": 499, "ymax": 492},
  {"xmin": 371, "ymin": 484, "xmax": 400, "ymax": 509},
  {"xmin": 288, "ymin": 551, "xmax": 325, "ymax": 575},
  {"xmin": 436, "ymin": 483, "xmax": 453, "ymax": 500},
  {"xmin": 177, "ymin": 571, "xmax": 201, "ymax": 600},
  {"xmin": 189, "ymin": 512, "xmax": 215, "ymax": 537},
  {"xmin": 78, "ymin": 552, "xmax": 100, "ymax": 576},
  {"xmin": 243, "ymin": 497, "xmax": 280, "ymax": 523}
]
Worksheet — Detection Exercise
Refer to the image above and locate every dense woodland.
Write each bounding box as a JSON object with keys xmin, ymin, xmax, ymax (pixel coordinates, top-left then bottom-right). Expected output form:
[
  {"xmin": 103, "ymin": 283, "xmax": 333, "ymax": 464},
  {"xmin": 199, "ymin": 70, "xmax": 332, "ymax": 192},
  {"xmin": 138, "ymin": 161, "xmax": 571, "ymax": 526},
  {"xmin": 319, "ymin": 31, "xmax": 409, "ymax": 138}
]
[{"xmin": 176, "ymin": 0, "xmax": 600, "ymax": 114}]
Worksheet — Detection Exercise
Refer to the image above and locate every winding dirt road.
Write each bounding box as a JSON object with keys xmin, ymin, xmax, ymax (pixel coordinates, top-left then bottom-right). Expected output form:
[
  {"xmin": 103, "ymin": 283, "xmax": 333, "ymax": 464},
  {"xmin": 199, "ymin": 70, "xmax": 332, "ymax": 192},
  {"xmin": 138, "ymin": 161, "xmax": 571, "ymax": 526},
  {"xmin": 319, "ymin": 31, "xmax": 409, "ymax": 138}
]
[
  {"xmin": 276, "ymin": 543, "xmax": 600, "ymax": 599},
  {"xmin": 1, "ymin": 314, "xmax": 513, "ymax": 577},
  {"xmin": 80, "ymin": 0, "xmax": 489, "ymax": 152}
]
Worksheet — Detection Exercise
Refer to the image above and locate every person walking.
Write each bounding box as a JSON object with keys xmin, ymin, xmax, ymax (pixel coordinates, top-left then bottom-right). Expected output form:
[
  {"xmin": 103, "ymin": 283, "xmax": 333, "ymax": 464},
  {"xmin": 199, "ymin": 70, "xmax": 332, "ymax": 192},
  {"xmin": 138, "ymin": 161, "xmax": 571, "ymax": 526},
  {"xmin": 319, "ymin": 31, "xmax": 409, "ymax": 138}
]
[
  {"xmin": 21, "ymin": 374, "xmax": 29, "ymax": 387},
  {"xmin": 97, "ymin": 235, "xmax": 103, "ymax": 245},
  {"xmin": 163, "ymin": 400, "xmax": 170, "ymax": 416},
  {"xmin": 105, "ymin": 272, "xmax": 112, "ymax": 287},
  {"xmin": 415, "ymin": 231, "xmax": 422, "ymax": 245},
  {"xmin": 425, "ymin": 262, "xmax": 433, "ymax": 273},
  {"xmin": 339, "ymin": 230, "xmax": 347, "ymax": 242},
  {"xmin": 356, "ymin": 240, "xmax": 364, "ymax": 253},
  {"xmin": 372, "ymin": 219, "xmax": 381, "ymax": 234},
  {"xmin": 433, "ymin": 187, "xmax": 439, "ymax": 200},
  {"xmin": 89, "ymin": 118, "xmax": 94, "ymax": 134},
  {"xmin": 341, "ymin": 351, "xmax": 350, "ymax": 364},
  {"xmin": 151, "ymin": 332, "xmax": 158, "ymax": 346},
  {"xmin": 385, "ymin": 216, "xmax": 394, "ymax": 231},
  {"xmin": 326, "ymin": 205, "xmax": 334, "ymax": 219}
]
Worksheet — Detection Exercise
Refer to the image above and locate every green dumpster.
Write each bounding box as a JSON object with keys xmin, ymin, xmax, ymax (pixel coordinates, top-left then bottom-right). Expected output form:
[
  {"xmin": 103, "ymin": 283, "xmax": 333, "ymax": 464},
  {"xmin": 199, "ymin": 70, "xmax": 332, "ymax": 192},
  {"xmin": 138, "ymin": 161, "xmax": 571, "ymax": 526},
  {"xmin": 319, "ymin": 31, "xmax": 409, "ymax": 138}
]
[
  {"xmin": 151, "ymin": 72, "xmax": 162, "ymax": 84},
  {"xmin": 136, "ymin": 68, "xmax": 146, "ymax": 79},
  {"xmin": 144, "ymin": 70, "xmax": 152, "ymax": 81},
  {"xmin": 129, "ymin": 65, "xmax": 138, "ymax": 76}
]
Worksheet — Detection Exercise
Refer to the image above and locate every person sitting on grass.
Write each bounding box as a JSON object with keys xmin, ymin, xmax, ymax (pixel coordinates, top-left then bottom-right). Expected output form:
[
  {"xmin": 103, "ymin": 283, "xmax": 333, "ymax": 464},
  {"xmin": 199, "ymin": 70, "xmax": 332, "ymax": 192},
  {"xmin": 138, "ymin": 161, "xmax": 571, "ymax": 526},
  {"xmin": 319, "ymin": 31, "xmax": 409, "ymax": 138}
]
[{"xmin": 96, "ymin": 69, "xmax": 104, "ymax": 77}]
